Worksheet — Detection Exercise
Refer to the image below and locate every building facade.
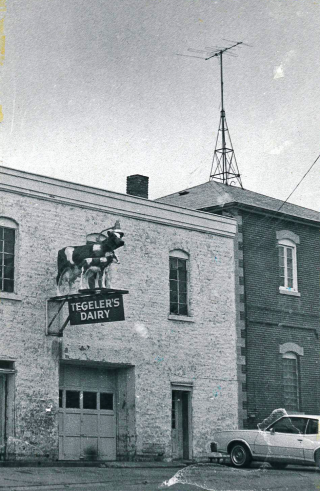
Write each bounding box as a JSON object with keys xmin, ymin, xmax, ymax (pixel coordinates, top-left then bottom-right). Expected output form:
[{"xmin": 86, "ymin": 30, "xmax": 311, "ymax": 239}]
[
  {"xmin": 157, "ymin": 181, "xmax": 320, "ymax": 429},
  {"xmin": 0, "ymin": 167, "xmax": 238, "ymax": 461}
]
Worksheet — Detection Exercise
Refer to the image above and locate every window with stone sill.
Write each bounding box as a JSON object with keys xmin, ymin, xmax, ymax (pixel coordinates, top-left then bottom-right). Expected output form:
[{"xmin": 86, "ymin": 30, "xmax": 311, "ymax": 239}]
[
  {"xmin": 276, "ymin": 231, "xmax": 300, "ymax": 294},
  {"xmin": 169, "ymin": 250, "xmax": 189, "ymax": 316},
  {"xmin": 0, "ymin": 218, "xmax": 18, "ymax": 294}
]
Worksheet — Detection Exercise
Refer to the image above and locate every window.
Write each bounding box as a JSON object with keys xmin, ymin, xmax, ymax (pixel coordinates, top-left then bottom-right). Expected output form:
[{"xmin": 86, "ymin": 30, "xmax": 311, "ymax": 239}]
[
  {"xmin": 306, "ymin": 419, "xmax": 319, "ymax": 435},
  {"xmin": 268, "ymin": 417, "xmax": 307, "ymax": 434},
  {"xmin": 100, "ymin": 393, "xmax": 113, "ymax": 410},
  {"xmin": 282, "ymin": 352, "xmax": 300, "ymax": 411},
  {"xmin": 276, "ymin": 231, "xmax": 299, "ymax": 294},
  {"xmin": 169, "ymin": 250, "xmax": 189, "ymax": 316},
  {"xmin": 83, "ymin": 391, "xmax": 97, "ymax": 409},
  {"xmin": 0, "ymin": 223, "xmax": 16, "ymax": 293}
]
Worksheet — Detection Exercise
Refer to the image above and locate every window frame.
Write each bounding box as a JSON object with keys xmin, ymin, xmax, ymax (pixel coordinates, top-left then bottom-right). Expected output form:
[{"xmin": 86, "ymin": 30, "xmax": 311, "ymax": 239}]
[
  {"xmin": 282, "ymin": 351, "xmax": 300, "ymax": 412},
  {"xmin": 278, "ymin": 238, "xmax": 298, "ymax": 293},
  {"xmin": 0, "ymin": 218, "xmax": 18, "ymax": 294},
  {"xmin": 169, "ymin": 250, "xmax": 189, "ymax": 317}
]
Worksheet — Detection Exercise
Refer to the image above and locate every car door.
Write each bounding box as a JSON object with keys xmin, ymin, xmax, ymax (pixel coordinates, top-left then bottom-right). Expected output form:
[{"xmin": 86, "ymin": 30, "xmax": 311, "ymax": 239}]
[
  {"xmin": 255, "ymin": 417, "xmax": 307, "ymax": 462},
  {"xmin": 301, "ymin": 418, "xmax": 320, "ymax": 463}
]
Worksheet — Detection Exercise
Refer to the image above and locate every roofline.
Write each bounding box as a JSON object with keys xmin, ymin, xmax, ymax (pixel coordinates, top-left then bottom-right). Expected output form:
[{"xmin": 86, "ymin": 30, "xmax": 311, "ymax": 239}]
[
  {"xmin": 201, "ymin": 202, "xmax": 320, "ymax": 226},
  {"xmin": 0, "ymin": 166, "xmax": 237, "ymax": 239},
  {"xmin": 157, "ymin": 181, "xmax": 320, "ymax": 221}
]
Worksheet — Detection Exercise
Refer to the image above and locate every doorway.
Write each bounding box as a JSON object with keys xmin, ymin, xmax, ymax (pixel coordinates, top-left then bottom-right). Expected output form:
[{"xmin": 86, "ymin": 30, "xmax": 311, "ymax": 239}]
[
  {"xmin": 171, "ymin": 389, "xmax": 191, "ymax": 460},
  {"xmin": 59, "ymin": 364, "xmax": 117, "ymax": 460}
]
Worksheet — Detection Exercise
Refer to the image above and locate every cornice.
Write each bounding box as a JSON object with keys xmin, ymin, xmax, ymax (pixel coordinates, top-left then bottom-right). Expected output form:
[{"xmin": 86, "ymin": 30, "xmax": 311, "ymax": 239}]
[{"xmin": 0, "ymin": 166, "xmax": 237, "ymax": 238}]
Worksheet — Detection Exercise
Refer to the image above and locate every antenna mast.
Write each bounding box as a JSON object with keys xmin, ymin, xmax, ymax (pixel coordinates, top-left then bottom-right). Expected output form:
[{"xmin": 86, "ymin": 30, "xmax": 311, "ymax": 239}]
[{"xmin": 180, "ymin": 41, "xmax": 247, "ymax": 187}]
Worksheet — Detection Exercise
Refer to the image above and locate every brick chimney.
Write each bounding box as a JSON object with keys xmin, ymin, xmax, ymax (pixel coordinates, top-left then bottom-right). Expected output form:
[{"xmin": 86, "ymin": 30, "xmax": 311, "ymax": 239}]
[{"xmin": 126, "ymin": 175, "xmax": 149, "ymax": 199}]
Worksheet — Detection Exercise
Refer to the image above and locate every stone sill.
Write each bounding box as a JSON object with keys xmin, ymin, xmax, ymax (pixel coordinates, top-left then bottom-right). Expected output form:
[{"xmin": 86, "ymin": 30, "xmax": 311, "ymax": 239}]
[
  {"xmin": 0, "ymin": 292, "xmax": 22, "ymax": 302},
  {"xmin": 168, "ymin": 314, "xmax": 195, "ymax": 323},
  {"xmin": 279, "ymin": 288, "xmax": 301, "ymax": 297}
]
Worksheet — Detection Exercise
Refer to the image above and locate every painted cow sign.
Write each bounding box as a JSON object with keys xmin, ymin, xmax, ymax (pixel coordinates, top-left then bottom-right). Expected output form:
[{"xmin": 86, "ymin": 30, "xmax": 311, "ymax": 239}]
[{"xmin": 56, "ymin": 222, "xmax": 124, "ymax": 295}]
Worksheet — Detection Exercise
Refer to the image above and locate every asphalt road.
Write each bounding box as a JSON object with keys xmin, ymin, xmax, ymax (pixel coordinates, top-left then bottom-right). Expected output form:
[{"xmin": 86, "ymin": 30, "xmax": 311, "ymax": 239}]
[{"xmin": 1, "ymin": 463, "xmax": 320, "ymax": 491}]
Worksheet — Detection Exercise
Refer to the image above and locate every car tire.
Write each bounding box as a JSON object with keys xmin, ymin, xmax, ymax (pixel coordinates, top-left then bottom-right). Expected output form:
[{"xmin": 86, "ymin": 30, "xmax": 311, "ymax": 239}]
[
  {"xmin": 230, "ymin": 443, "xmax": 252, "ymax": 468},
  {"xmin": 270, "ymin": 462, "xmax": 288, "ymax": 470},
  {"xmin": 315, "ymin": 449, "xmax": 320, "ymax": 468}
]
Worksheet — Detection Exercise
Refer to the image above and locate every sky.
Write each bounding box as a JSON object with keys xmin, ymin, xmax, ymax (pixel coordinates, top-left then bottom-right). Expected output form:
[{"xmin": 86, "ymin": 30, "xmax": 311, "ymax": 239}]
[{"xmin": 1, "ymin": 0, "xmax": 319, "ymax": 210}]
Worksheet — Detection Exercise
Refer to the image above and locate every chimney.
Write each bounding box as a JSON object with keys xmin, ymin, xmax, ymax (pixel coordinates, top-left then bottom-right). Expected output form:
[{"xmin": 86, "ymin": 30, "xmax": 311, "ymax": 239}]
[{"xmin": 126, "ymin": 174, "xmax": 149, "ymax": 199}]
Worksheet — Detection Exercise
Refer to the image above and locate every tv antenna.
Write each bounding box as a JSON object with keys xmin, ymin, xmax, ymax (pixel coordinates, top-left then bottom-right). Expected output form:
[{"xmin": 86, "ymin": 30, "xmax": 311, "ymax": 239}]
[{"xmin": 178, "ymin": 40, "xmax": 251, "ymax": 187}]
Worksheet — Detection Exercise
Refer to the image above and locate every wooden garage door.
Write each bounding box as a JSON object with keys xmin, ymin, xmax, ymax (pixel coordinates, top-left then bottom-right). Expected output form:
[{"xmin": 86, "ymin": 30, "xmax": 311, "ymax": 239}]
[{"xmin": 59, "ymin": 365, "xmax": 116, "ymax": 460}]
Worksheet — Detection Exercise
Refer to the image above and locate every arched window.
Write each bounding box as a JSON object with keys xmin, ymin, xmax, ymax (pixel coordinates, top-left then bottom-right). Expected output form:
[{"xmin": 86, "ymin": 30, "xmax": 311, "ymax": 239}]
[
  {"xmin": 0, "ymin": 218, "xmax": 18, "ymax": 293},
  {"xmin": 276, "ymin": 231, "xmax": 299, "ymax": 294},
  {"xmin": 282, "ymin": 351, "xmax": 300, "ymax": 412},
  {"xmin": 169, "ymin": 250, "xmax": 189, "ymax": 316}
]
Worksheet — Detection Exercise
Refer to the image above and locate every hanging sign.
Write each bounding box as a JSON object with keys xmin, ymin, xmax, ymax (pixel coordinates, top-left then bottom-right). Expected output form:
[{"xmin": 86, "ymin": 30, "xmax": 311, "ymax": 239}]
[{"xmin": 68, "ymin": 293, "xmax": 125, "ymax": 325}]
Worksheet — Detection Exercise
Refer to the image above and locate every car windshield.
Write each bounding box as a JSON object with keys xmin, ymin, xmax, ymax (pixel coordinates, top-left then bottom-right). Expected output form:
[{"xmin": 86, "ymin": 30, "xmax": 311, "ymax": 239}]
[{"xmin": 257, "ymin": 408, "xmax": 288, "ymax": 431}]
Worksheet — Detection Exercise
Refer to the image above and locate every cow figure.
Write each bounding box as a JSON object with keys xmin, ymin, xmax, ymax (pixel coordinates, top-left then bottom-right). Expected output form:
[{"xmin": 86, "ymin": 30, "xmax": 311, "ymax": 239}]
[{"xmin": 56, "ymin": 226, "xmax": 124, "ymax": 294}]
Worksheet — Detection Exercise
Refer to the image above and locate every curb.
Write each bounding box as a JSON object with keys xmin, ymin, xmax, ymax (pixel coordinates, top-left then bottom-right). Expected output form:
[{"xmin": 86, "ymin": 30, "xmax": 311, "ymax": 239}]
[{"xmin": 0, "ymin": 460, "xmax": 190, "ymax": 469}]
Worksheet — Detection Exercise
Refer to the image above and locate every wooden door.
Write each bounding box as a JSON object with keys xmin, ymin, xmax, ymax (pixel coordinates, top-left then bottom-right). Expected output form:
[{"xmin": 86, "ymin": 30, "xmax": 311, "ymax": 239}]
[
  {"xmin": 0, "ymin": 376, "xmax": 5, "ymax": 457},
  {"xmin": 172, "ymin": 390, "xmax": 190, "ymax": 460},
  {"xmin": 59, "ymin": 365, "xmax": 116, "ymax": 460}
]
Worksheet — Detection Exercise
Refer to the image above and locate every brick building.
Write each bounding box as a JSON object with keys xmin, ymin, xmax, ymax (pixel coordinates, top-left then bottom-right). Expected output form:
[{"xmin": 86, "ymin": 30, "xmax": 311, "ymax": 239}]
[
  {"xmin": 0, "ymin": 167, "xmax": 238, "ymax": 461},
  {"xmin": 157, "ymin": 181, "xmax": 320, "ymax": 429}
]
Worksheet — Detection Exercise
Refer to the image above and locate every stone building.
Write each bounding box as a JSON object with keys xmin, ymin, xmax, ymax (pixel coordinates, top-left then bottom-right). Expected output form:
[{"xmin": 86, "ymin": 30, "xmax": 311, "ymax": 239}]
[
  {"xmin": 0, "ymin": 167, "xmax": 238, "ymax": 462},
  {"xmin": 157, "ymin": 181, "xmax": 320, "ymax": 429}
]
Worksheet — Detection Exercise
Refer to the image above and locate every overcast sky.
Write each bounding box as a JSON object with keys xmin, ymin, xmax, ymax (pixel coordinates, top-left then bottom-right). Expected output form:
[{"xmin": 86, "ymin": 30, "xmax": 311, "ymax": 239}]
[{"xmin": 1, "ymin": 0, "xmax": 319, "ymax": 209}]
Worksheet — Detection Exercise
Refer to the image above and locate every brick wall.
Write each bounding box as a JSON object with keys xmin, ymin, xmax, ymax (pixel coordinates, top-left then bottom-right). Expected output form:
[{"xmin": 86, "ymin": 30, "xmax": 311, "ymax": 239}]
[
  {"xmin": 241, "ymin": 210, "xmax": 320, "ymax": 427},
  {"xmin": 0, "ymin": 171, "xmax": 238, "ymax": 461}
]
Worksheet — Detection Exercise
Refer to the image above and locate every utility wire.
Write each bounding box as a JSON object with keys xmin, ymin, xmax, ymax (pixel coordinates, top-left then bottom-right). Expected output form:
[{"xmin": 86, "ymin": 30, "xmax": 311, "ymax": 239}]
[{"xmin": 277, "ymin": 152, "xmax": 320, "ymax": 213}]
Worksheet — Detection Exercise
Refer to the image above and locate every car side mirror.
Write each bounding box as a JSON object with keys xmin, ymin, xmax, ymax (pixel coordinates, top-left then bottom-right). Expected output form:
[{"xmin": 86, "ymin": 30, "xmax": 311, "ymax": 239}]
[{"xmin": 270, "ymin": 427, "xmax": 275, "ymax": 434}]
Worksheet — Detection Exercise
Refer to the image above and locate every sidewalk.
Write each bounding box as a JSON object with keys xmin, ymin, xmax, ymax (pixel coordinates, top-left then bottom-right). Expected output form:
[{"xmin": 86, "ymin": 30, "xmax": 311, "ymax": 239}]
[{"xmin": 0, "ymin": 463, "xmax": 188, "ymax": 490}]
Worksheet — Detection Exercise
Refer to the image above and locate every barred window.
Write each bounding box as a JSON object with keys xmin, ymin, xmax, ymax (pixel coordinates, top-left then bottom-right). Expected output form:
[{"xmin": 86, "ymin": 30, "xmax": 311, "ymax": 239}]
[
  {"xmin": 169, "ymin": 250, "xmax": 188, "ymax": 316},
  {"xmin": 283, "ymin": 352, "xmax": 299, "ymax": 412},
  {"xmin": 0, "ymin": 225, "xmax": 16, "ymax": 293}
]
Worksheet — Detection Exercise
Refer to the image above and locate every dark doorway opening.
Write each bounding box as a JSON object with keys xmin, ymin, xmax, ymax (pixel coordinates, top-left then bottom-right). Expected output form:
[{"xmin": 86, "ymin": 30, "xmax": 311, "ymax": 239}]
[{"xmin": 171, "ymin": 389, "xmax": 191, "ymax": 459}]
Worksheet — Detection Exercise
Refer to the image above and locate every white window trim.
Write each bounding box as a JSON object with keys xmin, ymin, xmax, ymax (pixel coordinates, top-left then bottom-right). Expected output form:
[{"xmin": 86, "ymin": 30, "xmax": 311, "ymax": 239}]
[
  {"xmin": 0, "ymin": 217, "xmax": 19, "ymax": 296},
  {"xmin": 277, "ymin": 237, "xmax": 299, "ymax": 295},
  {"xmin": 169, "ymin": 249, "xmax": 190, "ymax": 317}
]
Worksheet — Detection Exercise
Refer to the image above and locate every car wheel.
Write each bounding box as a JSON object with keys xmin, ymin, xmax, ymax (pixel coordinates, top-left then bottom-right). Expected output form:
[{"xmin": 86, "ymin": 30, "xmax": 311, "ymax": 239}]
[
  {"xmin": 230, "ymin": 443, "xmax": 252, "ymax": 468},
  {"xmin": 270, "ymin": 462, "xmax": 288, "ymax": 469},
  {"xmin": 315, "ymin": 449, "xmax": 320, "ymax": 468}
]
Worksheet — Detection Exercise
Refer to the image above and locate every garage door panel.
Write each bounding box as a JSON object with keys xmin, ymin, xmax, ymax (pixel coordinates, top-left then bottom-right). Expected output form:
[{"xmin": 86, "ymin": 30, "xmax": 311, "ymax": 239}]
[
  {"xmin": 64, "ymin": 436, "xmax": 81, "ymax": 460},
  {"xmin": 100, "ymin": 414, "xmax": 116, "ymax": 437},
  {"xmin": 81, "ymin": 437, "xmax": 98, "ymax": 457},
  {"xmin": 64, "ymin": 413, "xmax": 81, "ymax": 436},
  {"xmin": 82, "ymin": 414, "xmax": 99, "ymax": 436},
  {"xmin": 99, "ymin": 438, "xmax": 116, "ymax": 460}
]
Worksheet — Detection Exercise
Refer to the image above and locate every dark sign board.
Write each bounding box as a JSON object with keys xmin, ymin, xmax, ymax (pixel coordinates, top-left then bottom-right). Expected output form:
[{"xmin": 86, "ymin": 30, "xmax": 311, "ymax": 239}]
[{"xmin": 68, "ymin": 293, "xmax": 125, "ymax": 325}]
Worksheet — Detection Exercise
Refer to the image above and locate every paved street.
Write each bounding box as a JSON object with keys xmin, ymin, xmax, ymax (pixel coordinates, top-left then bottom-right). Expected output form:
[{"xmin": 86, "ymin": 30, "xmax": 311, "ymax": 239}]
[{"xmin": 0, "ymin": 463, "xmax": 320, "ymax": 491}]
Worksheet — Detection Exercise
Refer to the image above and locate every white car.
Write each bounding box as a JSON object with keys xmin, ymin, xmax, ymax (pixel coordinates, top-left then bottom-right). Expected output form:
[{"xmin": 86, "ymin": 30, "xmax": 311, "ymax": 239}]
[{"xmin": 210, "ymin": 414, "xmax": 320, "ymax": 469}]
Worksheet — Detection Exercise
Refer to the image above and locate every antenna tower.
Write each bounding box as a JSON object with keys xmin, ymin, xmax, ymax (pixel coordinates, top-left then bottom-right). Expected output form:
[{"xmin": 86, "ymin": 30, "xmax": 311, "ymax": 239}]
[{"xmin": 179, "ymin": 40, "xmax": 249, "ymax": 187}]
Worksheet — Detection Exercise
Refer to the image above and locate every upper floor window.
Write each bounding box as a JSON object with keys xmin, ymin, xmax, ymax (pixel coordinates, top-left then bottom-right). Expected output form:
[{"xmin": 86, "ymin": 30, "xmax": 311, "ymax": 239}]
[
  {"xmin": 276, "ymin": 230, "xmax": 300, "ymax": 294},
  {"xmin": 0, "ymin": 218, "xmax": 18, "ymax": 293},
  {"xmin": 169, "ymin": 250, "xmax": 189, "ymax": 316}
]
